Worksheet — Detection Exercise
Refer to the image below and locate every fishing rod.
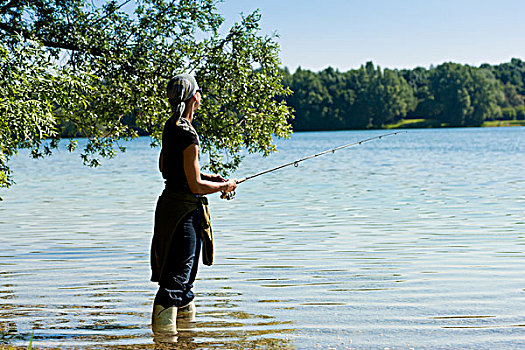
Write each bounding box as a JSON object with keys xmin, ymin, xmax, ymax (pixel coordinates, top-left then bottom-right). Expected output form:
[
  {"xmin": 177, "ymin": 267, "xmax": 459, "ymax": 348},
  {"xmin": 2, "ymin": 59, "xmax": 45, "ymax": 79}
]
[{"xmin": 221, "ymin": 131, "xmax": 406, "ymax": 200}]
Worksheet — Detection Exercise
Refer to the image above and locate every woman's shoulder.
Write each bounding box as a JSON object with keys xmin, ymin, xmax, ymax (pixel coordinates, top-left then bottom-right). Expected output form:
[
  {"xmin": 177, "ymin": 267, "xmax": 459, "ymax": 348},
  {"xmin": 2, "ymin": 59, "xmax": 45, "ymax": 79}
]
[
  {"xmin": 163, "ymin": 117, "xmax": 199, "ymax": 146},
  {"xmin": 176, "ymin": 118, "xmax": 195, "ymax": 134},
  {"xmin": 163, "ymin": 117, "xmax": 195, "ymax": 135}
]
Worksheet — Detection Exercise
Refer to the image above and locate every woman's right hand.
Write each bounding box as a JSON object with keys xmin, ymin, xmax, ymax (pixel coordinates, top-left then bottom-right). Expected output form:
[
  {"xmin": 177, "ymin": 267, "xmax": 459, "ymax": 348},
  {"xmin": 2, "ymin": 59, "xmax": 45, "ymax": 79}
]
[{"xmin": 222, "ymin": 178, "xmax": 237, "ymax": 193}]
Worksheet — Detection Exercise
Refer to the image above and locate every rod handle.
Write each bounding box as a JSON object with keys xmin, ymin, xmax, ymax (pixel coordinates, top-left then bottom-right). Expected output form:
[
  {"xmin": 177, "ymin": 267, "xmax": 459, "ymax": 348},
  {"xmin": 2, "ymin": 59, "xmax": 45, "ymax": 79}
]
[{"xmin": 220, "ymin": 178, "xmax": 246, "ymax": 200}]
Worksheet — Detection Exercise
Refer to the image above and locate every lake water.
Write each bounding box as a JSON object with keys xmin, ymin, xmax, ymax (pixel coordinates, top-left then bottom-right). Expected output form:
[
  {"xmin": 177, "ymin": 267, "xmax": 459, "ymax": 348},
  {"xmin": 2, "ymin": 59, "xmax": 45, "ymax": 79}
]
[{"xmin": 1, "ymin": 127, "xmax": 524, "ymax": 349}]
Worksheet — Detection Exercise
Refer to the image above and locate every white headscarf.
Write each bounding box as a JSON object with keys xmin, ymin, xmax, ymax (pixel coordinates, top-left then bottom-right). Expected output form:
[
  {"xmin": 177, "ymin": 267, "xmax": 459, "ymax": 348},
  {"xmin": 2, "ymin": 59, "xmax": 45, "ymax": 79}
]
[{"xmin": 166, "ymin": 74, "xmax": 201, "ymax": 119}]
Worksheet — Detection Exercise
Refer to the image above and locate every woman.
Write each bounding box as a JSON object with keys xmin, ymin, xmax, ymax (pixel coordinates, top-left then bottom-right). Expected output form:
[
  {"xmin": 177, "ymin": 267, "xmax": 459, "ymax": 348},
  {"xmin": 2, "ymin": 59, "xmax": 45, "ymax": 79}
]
[{"xmin": 150, "ymin": 74, "xmax": 237, "ymax": 334}]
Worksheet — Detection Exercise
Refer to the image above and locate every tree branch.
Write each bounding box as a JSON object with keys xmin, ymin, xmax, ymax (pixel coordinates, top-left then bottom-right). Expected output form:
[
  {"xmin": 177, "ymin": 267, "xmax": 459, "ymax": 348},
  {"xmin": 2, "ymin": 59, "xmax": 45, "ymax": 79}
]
[
  {"xmin": 0, "ymin": 22, "xmax": 104, "ymax": 56},
  {"xmin": 90, "ymin": 0, "xmax": 133, "ymax": 26},
  {"xmin": 0, "ymin": 0, "xmax": 20, "ymax": 15}
]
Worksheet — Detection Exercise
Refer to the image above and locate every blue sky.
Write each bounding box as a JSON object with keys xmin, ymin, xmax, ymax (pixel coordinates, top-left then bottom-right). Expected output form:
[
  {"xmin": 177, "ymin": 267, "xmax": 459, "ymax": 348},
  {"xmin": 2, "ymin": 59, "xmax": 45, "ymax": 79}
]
[{"xmin": 217, "ymin": 0, "xmax": 525, "ymax": 72}]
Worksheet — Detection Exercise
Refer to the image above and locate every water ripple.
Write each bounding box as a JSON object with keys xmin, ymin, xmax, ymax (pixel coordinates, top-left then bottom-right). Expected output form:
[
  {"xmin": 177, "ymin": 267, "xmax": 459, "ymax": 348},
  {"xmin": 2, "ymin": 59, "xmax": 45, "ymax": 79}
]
[{"xmin": 1, "ymin": 128, "xmax": 525, "ymax": 348}]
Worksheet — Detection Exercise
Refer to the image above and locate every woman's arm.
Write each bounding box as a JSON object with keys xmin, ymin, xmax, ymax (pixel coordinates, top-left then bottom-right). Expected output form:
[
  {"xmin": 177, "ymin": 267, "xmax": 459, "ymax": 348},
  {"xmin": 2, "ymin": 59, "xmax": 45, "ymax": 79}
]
[
  {"xmin": 183, "ymin": 144, "xmax": 236, "ymax": 195},
  {"xmin": 201, "ymin": 172, "xmax": 226, "ymax": 182}
]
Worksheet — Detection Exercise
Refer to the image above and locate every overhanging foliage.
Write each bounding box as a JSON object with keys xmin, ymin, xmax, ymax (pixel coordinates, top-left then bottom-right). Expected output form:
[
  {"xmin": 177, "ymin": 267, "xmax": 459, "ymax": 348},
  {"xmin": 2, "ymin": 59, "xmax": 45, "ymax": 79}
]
[{"xmin": 0, "ymin": 0, "xmax": 293, "ymax": 194}]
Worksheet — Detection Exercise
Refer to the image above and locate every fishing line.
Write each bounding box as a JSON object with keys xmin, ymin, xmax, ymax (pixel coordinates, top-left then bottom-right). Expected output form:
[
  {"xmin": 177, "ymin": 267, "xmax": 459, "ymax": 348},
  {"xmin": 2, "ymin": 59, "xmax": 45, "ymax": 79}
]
[{"xmin": 221, "ymin": 131, "xmax": 406, "ymax": 200}]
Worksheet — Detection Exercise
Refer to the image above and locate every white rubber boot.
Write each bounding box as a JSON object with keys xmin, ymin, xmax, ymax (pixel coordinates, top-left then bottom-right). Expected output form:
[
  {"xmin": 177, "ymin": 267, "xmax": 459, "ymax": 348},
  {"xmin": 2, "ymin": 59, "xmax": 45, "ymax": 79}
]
[
  {"xmin": 177, "ymin": 300, "xmax": 196, "ymax": 322},
  {"xmin": 176, "ymin": 300, "xmax": 196, "ymax": 332},
  {"xmin": 152, "ymin": 304, "xmax": 177, "ymax": 335}
]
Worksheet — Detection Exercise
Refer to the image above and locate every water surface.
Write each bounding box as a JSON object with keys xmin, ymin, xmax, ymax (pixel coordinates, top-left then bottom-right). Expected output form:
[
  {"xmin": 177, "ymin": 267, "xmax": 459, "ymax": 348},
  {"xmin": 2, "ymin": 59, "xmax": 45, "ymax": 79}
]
[{"xmin": 1, "ymin": 127, "xmax": 524, "ymax": 349}]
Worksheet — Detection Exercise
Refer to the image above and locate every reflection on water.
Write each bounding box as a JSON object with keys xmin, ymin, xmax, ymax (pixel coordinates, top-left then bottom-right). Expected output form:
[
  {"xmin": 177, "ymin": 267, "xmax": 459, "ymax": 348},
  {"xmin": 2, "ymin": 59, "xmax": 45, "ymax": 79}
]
[
  {"xmin": 1, "ymin": 127, "xmax": 525, "ymax": 349},
  {"xmin": 1, "ymin": 281, "xmax": 295, "ymax": 349}
]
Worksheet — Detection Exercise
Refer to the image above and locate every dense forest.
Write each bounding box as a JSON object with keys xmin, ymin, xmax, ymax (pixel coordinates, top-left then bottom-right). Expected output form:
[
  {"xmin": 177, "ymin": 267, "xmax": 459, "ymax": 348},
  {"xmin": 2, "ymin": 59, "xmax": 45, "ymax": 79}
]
[
  {"xmin": 282, "ymin": 59, "xmax": 525, "ymax": 131},
  {"xmin": 66, "ymin": 58, "xmax": 525, "ymax": 136}
]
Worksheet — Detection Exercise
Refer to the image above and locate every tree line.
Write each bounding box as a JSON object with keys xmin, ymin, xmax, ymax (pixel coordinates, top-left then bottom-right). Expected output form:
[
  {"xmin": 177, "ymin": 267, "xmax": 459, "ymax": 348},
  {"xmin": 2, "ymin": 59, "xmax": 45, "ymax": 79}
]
[{"xmin": 282, "ymin": 59, "xmax": 525, "ymax": 131}]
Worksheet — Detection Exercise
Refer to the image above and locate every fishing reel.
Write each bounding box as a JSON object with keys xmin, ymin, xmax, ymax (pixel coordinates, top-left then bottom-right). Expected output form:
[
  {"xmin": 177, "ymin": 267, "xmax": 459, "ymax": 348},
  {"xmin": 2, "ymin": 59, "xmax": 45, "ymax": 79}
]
[
  {"xmin": 219, "ymin": 178, "xmax": 244, "ymax": 200},
  {"xmin": 220, "ymin": 190, "xmax": 236, "ymax": 200}
]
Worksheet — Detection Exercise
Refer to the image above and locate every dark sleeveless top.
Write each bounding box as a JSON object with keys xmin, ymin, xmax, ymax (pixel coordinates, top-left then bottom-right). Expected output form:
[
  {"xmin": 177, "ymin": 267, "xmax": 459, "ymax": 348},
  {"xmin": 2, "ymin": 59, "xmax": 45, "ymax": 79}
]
[{"xmin": 161, "ymin": 117, "xmax": 199, "ymax": 192}]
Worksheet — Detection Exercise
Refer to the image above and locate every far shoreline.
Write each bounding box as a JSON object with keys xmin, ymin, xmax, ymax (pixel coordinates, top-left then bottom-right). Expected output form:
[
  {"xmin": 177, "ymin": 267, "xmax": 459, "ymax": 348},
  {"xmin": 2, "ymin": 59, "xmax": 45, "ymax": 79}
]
[
  {"xmin": 60, "ymin": 119, "xmax": 525, "ymax": 138},
  {"xmin": 290, "ymin": 118, "xmax": 525, "ymax": 133}
]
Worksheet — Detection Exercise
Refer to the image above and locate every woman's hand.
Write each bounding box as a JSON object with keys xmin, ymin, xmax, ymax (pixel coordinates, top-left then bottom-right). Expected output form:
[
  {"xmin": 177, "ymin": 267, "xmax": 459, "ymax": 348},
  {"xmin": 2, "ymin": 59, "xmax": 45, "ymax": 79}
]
[{"xmin": 222, "ymin": 178, "xmax": 237, "ymax": 193}]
